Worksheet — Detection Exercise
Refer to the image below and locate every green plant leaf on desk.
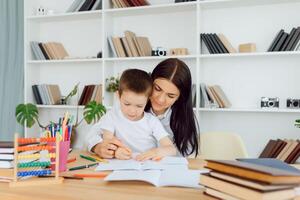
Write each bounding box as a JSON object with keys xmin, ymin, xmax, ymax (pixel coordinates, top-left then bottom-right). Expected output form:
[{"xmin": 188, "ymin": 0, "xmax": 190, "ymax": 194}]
[
  {"xmin": 83, "ymin": 101, "xmax": 106, "ymax": 124},
  {"xmin": 15, "ymin": 103, "xmax": 38, "ymax": 128}
]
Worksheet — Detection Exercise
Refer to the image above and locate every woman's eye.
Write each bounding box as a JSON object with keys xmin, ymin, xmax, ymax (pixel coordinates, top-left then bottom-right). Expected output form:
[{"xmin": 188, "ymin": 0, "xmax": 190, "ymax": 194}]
[
  {"xmin": 124, "ymin": 103, "xmax": 130, "ymax": 106},
  {"xmin": 168, "ymin": 95, "xmax": 175, "ymax": 99},
  {"xmin": 154, "ymin": 86, "xmax": 161, "ymax": 91}
]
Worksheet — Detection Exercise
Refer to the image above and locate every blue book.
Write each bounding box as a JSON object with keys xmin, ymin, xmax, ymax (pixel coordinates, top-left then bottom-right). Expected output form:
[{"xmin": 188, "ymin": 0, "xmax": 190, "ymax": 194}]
[{"xmin": 237, "ymin": 158, "xmax": 300, "ymax": 174}]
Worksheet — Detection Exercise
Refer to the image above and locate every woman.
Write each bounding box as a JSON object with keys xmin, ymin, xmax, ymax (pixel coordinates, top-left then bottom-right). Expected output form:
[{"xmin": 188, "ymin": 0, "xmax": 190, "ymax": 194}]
[{"xmin": 87, "ymin": 58, "xmax": 199, "ymax": 158}]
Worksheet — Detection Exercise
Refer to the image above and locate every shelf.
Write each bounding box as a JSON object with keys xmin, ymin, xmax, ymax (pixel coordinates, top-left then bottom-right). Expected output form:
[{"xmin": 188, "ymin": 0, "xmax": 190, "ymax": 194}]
[
  {"xmin": 36, "ymin": 105, "xmax": 84, "ymax": 109},
  {"xmin": 105, "ymin": 1, "xmax": 197, "ymax": 16},
  {"xmin": 199, "ymin": 51, "xmax": 300, "ymax": 59},
  {"xmin": 199, "ymin": 108, "xmax": 300, "ymax": 113},
  {"xmin": 26, "ymin": 10, "xmax": 102, "ymax": 22},
  {"xmin": 199, "ymin": 0, "xmax": 300, "ymax": 9},
  {"xmin": 27, "ymin": 58, "xmax": 102, "ymax": 64},
  {"xmin": 104, "ymin": 55, "xmax": 198, "ymax": 62}
]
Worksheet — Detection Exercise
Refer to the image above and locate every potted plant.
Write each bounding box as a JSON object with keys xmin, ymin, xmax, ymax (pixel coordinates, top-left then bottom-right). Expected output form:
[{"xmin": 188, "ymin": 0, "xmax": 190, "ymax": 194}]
[
  {"xmin": 105, "ymin": 75, "xmax": 119, "ymax": 104},
  {"xmin": 15, "ymin": 84, "xmax": 106, "ymax": 147}
]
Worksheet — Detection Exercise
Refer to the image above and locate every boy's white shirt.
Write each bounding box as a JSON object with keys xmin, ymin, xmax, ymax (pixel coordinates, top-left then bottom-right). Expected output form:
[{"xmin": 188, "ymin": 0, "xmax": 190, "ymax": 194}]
[{"xmin": 87, "ymin": 100, "xmax": 169, "ymax": 153}]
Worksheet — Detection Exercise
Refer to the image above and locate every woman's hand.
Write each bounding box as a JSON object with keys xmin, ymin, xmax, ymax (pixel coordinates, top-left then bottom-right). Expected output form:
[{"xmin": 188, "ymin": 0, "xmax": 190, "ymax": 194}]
[
  {"xmin": 115, "ymin": 147, "xmax": 132, "ymax": 160},
  {"xmin": 92, "ymin": 138, "xmax": 124, "ymax": 159}
]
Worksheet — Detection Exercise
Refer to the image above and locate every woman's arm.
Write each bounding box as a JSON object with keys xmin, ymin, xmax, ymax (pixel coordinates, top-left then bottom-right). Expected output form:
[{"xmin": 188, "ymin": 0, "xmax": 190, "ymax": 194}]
[{"xmin": 136, "ymin": 136, "xmax": 176, "ymax": 161}]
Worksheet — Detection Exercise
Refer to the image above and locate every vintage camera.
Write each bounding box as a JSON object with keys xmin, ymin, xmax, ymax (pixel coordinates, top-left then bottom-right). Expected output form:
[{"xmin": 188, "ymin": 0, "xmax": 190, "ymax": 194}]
[
  {"xmin": 152, "ymin": 47, "xmax": 167, "ymax": 56},
  {"xmin": 287, "ymin": 98, "xmax": 300, "ymax": 108},
  {"xmin": 261, "ymin": 97, "xmax": 279, "ymax": 108}
]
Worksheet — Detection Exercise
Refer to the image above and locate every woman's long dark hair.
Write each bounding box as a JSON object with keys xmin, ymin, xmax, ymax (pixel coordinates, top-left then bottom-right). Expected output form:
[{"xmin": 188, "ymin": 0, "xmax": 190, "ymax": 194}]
[{"xmin": 146, "ymin": 58, "xmax": 199, "ymax": 157}]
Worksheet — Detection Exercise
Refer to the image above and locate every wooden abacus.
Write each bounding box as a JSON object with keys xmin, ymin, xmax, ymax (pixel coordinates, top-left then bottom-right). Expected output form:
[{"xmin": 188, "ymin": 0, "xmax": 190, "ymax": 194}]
[{"xmin": 9, "ymin": 133, "xmax": 64, "ymax": 187}]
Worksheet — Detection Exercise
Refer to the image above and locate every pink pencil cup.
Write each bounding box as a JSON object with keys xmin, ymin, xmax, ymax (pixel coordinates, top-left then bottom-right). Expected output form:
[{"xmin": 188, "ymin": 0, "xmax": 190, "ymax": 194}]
[{"xmin": 48, "ymin": 140, "xmax": 70, "ymax": 172}]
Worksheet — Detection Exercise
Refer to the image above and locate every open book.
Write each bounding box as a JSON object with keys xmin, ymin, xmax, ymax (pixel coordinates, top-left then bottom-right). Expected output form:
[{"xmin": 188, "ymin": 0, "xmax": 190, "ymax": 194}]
[
  {"xmin": 95, "ymin": 156, "xmax": 188, "ymax": 171},
  {"xmin": 105, "ymin": 169, "xmax": 207, "ymax": 188}
]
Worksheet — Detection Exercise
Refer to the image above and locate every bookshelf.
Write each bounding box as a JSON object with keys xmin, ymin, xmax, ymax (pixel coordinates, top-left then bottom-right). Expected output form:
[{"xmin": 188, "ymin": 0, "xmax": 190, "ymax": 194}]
[{"xmin": 24, "ymin": 0, "xmax": 300, "ymax": 157}]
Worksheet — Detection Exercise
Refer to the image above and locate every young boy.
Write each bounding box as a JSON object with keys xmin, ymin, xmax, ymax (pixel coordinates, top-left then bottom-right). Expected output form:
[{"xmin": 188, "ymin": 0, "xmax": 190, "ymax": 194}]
[{"xmin": 94, "ymin": 69, "xmax": 176, "ymax": 161}]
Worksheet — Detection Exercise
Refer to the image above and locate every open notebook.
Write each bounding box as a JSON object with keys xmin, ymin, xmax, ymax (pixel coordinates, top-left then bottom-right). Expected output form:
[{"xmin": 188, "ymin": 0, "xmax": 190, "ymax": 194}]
[
  {"xmin": 105, "ymin": 169, "xmax": 207, "ymax": 188},
  {"xmin": 95, "ymin": 156, "xmax": 189, "ymax": 171}
]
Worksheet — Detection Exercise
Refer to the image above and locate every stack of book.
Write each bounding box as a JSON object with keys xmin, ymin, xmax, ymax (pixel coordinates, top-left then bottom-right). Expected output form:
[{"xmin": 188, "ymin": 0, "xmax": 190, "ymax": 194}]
[
  {"xmin": 200, "ymin": 33, "xmax": 237, "ymax": 54},
  {"xmin": 199, "ymin": 83, "xmax": 231, "ymax": 108},
  {"xmin": 78, "ymin": 84, "xmax": 102, "ymax": 105},
  {"xmin": 66, "ymin": 0, "xmax": 102, "ymax": 12},
  {"xmin": 259, "ymin": 139, "xmax": 300, "ymax": 164},
  {"xmin": 32, "ymin": 84, "xmax": 62, "ymax": 105},
  {"xmin": 108, "ymin": 31, "xmax": 152, "ymax": 58},
  {"xmin": 200, "ymin": 159, "xmax": 300, "ymax": 200},
  {"xmin": 268, "ymin": 27, "xmax": 300, "ymax": 52},
  {"xmin": 30, "ymin": 41, "xmax": 69, "ymax": 60},
  {"xmin": 0, "ymin": 142, "xmax": 14, "ymax": 169},
  {"xmin": 111, "ymin": 0, "xmax": 150, "ymax": 8}
]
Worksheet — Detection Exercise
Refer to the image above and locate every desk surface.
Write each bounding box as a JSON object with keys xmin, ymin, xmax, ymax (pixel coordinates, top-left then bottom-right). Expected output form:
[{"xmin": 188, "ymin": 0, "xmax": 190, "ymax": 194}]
[{"xmin": 0, "ymin": 151, "xmax": 216, "ymax": 200}]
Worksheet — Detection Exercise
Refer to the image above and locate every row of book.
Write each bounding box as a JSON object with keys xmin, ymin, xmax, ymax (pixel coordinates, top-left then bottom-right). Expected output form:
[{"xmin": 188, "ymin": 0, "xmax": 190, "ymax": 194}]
[
  {"xmin": 259, "ymin": 139, "xmax": 300, "ymax": 164},
  {"xmin": 200, "ymin": 159, "xmax": 300, "ymax": 200},
  {"xmin": 198, "ymin": 83, "xmax": 231, "ymax": 108},
  {"xmin": 111, "ymin": 0, "xmax": 149, "ymax": 8},
  {"xmin": 268, "ymin": 27, "xmax": 300, "ymax": 52},
  {"xmin": 30, "ymin": 41, "xmax": 69, "ymax": 60},
  {"xmin": 32, "ymin": 84, "xmax": 62, "ymax": 105},
  {"xmin": 67, "ymin": 0, "xmax": 102, "ymax": 12},
  {"xmin": 200, "ymin": 33, "xmax": 237, "ymax": 54},
  {"xmin": 78, "ymin": 84, "xmax": 102, "ymax": 105},
  {"xmin": 108, "ymin": 31, "xmax": 152, "ymax": 57}
]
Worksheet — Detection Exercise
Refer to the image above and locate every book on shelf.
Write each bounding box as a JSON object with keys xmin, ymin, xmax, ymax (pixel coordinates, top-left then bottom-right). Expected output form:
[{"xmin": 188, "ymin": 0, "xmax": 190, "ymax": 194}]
[
  {"xmin": 201, "ymin": 33, "xmax": 236, "ymax": 54},
  {"xmin": 78, "ymin": 84, "xmax": 102, "ymax": 105},
  {"xmin": 175, "ymin": 0, "xmax": 197, "ymax": 2},
  {"xmin": 268, "ymin": 27, "xmax": 300, "ymax": 52},
  {"xmin": 67, "ymin": 0, "xmax": 102, "ymax": 12},
  {"xmin": 32, "ymin": 84, "xmax": 62, "ymax": 105},
  {"xmin": 108, "ymin": 31, "xmax": 152, "ymax": 58},
  {"xmin": 200, "ymin": 159, "xmax": 300, "ymax": 200},
  {"xmin": 259, "ymin": 139, "xmax": 300, "ymax": 164},
  {"xmin": 30, "ymin": 41, "xmax": 69, "ymax": 60},
  {"xmin": 200, "ymin": 83, "xmax": 231, "ymax": 108},
  {"xmin": 111, "ymin": 0, "xmax": 150, "ymax": 9},
  {"xmin": 267, "ymin": 29, "xmax": 284, "ymax": 52}
]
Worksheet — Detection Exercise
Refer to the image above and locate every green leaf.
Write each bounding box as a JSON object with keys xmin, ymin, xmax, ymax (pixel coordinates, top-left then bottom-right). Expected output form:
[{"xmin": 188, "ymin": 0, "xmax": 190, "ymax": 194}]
[
  {"xmin": 15, "ymin": 103, "xmax": 38, "ymax": 128},
  {"xmin": 83, "ymin": 101, "xmax": 106, "ymax": 124}
]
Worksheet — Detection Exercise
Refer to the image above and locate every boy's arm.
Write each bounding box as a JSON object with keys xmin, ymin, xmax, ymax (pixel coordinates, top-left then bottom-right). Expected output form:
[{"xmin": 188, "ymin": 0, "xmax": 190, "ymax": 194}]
[{"xmin": 136, "ymin": 136, "xmax": 176, "ymax": 161}]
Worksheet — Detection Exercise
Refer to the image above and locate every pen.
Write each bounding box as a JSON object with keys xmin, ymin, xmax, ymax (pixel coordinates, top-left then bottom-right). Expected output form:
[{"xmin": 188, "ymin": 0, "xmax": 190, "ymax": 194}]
[
  {"xmin": 68, "ymin": 163, "xmax": 98, "ymax": 171},
  {"xmin": 88, "ymin": 155, "xmax": 108, "ymax": 163},
  {"xmin": 80, "ymin": 154, "xmax": 96, "ymax": 162},
  {"xmin": 67, "ymin": 157, "xmax": 76, "ymax": 163},
  {"xmin": 73, "ymin": 173, "xmax": 108, "ymax": 178}
]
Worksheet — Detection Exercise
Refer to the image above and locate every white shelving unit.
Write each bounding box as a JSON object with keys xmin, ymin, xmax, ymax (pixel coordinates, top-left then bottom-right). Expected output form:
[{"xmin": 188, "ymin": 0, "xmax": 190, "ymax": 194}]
[{"xmin": 24, "ymin": 0, "xmax": 300, "ymax": 156}]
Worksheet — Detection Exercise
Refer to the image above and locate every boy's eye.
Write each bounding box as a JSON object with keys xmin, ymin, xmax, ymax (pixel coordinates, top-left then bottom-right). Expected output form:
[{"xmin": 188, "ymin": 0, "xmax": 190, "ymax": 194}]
[
  {"xmin": 137, "ymin": 105, "xmax": 143, "ymax": 108},
  {"xmin": 124, "ymin": 103, "xmax": 130, "ymax": 106}
]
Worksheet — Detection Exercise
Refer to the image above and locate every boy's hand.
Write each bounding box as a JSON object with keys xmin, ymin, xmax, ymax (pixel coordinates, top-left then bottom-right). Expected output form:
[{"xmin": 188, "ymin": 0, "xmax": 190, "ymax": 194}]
[
  {"xmin": 135, "ymin": 148, "xmax": 163, "ymax": 161},
  {"xmin": 115, "ymin": 147, "xmax": 132, "ymax": 160}
]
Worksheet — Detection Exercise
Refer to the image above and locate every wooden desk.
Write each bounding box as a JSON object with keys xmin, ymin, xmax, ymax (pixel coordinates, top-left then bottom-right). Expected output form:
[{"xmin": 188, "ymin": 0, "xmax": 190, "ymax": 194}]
[{"xmin": 0, "ymin": 151, "xmax": 216, "ymax": 200}]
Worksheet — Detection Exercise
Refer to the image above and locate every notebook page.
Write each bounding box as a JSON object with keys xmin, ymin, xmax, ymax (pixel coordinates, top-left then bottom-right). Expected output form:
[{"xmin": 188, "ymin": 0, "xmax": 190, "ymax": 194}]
[
  {"xmin": 104, "ymin": 170, "xmax": 161, "ymax": 186},
  {"xmin": 158, "ymin": 169, "xmax": 206, "ymax": 188}
]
